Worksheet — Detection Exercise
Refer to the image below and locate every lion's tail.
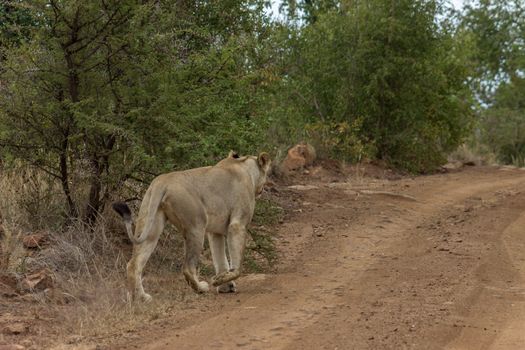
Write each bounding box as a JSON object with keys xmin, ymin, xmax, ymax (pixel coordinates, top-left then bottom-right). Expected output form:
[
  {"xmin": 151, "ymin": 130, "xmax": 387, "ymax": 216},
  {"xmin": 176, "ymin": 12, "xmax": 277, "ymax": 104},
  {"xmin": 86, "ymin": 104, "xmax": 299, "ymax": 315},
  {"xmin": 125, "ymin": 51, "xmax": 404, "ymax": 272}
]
[
  {"xmin": 135, "ymin": 186, "xmax": 165, "ymax": 244},
  {"xmin": 112, "ymin": 201, "xmax": 136, "ymax": 243},
  {"xmin": 112, "ymin": 186, "xmax": 166, "ymax": 245}
]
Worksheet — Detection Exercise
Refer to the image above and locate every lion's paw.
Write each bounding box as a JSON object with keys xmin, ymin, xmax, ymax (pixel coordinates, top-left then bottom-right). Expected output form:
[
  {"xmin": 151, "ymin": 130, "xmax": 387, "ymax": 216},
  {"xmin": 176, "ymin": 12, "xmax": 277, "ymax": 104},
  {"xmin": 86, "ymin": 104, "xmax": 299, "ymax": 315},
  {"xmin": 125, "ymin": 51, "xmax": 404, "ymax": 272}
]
[
  {"xmin": 211, "ymin": 272, "xmax": 228, "ymax": 286},
  {"xmin": 217, "ymin": 281, "xmax": 237, "ymax": 293},
  {"xmin": 212, "ymin": 270, "xmax": 239, "ymax": 286},
  {"xmin": 141, "ymin": 293, "xmax": 153, "ymax": 303},
  {"xmin": 197, "ymin": 281, "xmax": 210, "ymax": 293}
]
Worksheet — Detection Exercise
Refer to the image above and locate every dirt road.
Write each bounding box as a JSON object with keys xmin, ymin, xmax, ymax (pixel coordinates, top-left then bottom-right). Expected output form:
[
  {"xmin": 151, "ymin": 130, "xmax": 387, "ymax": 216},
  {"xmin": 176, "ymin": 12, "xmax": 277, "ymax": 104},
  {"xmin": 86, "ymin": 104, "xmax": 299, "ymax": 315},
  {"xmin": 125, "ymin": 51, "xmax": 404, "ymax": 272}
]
[{"xmin": 117, "ymin": 166, "xmax": 525, "ymax": 350}]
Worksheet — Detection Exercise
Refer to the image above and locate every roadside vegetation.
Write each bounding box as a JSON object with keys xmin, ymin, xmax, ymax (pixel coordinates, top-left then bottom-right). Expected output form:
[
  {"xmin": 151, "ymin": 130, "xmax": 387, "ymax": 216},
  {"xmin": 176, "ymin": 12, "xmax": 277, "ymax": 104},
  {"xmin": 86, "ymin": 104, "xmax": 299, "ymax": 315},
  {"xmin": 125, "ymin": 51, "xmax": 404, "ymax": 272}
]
[
  {"xmin": 2, "ymin": 0, "xmax": 523, "ymax": 227},
  {"xmin": 1, "ymin": 0, "xmax": 524, "ymax": 346}
]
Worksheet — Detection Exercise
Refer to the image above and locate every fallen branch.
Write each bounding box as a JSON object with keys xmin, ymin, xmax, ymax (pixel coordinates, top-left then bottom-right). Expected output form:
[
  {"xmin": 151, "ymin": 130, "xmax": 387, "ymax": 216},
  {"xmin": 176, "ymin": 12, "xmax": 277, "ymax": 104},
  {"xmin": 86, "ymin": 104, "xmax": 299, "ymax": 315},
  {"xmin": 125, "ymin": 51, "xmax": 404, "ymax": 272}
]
[{"xmin": 357, "ymin": 190, "xmax": 418, "ymax": 202}]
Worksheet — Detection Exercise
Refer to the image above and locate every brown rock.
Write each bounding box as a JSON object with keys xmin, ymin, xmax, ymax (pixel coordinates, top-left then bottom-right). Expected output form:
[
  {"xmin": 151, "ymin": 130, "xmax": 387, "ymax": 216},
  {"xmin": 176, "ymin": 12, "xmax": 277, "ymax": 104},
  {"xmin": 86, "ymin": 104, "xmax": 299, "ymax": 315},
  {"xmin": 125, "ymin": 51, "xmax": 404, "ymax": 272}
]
[
  {"xmin": 3, "ymin": 323, "xmax": 27, "ymax": 335},
  {"xmin": 0, "ymin": 273, "xmax": 19, "ymax": 295},
  {"xmin": 0, "ymin": 345, "xmax": 26, "ymax": 350},
  {"xmin": 19, "ymin": 269, "xmax": 54, "ymax": 292},
  {"xmin": 441, "ymin": 161, "xmax": 463, "ymax": 171},
  {"xmin": 0, "ymin": 282, "xmax": 18, "ymax": 298},
  {"xmin": 22, "ymin": 233, "xmax": 48, "ymax": 249}
]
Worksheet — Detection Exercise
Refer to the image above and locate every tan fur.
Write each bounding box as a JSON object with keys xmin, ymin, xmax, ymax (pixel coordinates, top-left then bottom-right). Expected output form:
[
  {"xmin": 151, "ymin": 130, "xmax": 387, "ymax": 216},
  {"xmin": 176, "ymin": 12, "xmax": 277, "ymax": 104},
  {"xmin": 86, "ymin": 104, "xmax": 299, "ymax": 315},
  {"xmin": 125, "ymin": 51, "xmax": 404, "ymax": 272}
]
[
  {"xmin": 280, "ymin": 142, "xmax": 316, "ymax": 174},
  {"xmin": 115, "ymin": 152, "xmax": 271, "ymax": 302}
]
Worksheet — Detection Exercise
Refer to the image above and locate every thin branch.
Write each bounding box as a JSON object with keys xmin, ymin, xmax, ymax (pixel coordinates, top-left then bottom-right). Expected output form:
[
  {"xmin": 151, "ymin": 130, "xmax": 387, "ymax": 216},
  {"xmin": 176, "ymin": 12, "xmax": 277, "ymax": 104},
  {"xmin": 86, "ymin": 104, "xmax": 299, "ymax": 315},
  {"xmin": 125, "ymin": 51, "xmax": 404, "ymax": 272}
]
[
  {"xmin": 293, "ymin": 90, "xmax": 325, "ymax": 120},
  {"xmin": 81, "ymin": 44, "xmax": 129, "ymax": 73},
  {"xmin": 4, "ymin": 110, "xmax": 61, "ymax": 151},
  {"xmin": 69, "ymin": 8, "xmax": 124, "ymax": 54},
  {"xmin": 49, "ymin": 0, "xmax": 73, "ymax": 29},
  {"xmin": 0, "ymin": 141, "xmax": 43, "ymax": 150},
  {"xmin": 357, "ymin": 190, "xmax": 419, "ymax": 202},
  {"xmin": 28, "ymin": 162, "xmax": 61, "ymax": 179}
]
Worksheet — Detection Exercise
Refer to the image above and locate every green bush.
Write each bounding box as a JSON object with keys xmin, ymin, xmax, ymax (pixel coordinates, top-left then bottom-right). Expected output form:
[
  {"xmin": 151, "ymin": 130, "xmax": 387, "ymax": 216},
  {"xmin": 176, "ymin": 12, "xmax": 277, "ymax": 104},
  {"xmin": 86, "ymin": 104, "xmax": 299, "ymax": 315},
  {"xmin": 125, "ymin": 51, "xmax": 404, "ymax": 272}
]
[
  {"xmin": 279, "ymin": 0, "xmax": 474, "ymax": 172},
  {"xmin": 245, "ymin": 198, "xmax": 284, "ymax": 272}
]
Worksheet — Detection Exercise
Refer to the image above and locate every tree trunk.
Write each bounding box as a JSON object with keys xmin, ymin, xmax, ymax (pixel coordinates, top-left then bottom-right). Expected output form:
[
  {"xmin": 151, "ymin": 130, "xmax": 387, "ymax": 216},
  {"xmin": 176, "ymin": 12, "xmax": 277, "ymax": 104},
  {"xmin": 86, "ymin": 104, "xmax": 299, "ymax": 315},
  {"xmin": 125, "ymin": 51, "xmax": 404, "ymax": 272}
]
[
  {"xmin": 59, "ymin": 138, "xmax": 77, "ymax": 219},
  {"xmin": 85, "ymin": 155, "xmax": 102, "ymax": 225},
  {"xmin": 84, "ymin": 135, "xmax": 116, "ymax": 225}
]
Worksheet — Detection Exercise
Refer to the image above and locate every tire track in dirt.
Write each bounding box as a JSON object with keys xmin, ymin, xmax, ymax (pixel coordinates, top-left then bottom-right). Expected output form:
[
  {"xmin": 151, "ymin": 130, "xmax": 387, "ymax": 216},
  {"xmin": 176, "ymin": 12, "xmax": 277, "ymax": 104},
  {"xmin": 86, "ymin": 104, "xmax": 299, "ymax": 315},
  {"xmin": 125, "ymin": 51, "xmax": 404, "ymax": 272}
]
[
  {"xmin": 491, "ymin": 212, "xmax": 525, "ymax": 349},
  {"xmin": 282, "ymin": 170, "xmax": 525, "ymax": 350},
  {"xmin": 119, "ymin": 167, "xmax": 525, "ymax": 350},
  {"xmin": 445, "ymin": 197, "xmax": 525, "ymax": 350}
]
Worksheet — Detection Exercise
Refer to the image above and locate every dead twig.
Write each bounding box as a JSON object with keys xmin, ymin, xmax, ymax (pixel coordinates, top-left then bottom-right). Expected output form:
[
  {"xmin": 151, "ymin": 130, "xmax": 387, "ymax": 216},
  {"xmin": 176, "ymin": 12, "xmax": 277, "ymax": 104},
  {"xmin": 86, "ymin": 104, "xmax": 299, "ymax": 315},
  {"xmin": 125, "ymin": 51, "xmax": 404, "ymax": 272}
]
[{"xmin": 357, "ymin": 190, "xmax": 418, "ymax": 202}]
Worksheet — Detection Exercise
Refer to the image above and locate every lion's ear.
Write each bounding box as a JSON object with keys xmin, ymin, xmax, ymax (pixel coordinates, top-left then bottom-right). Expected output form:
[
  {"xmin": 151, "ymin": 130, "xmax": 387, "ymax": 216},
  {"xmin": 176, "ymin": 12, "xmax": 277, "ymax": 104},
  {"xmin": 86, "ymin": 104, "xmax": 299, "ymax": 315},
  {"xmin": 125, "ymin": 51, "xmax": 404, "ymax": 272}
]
[
  {"xmin": 257, "ymin": 152, "xmax": 271, "ymax": 171},
  {"xmin": 228, "ymin": 150, "xmax": 240, "ymax": 159}
]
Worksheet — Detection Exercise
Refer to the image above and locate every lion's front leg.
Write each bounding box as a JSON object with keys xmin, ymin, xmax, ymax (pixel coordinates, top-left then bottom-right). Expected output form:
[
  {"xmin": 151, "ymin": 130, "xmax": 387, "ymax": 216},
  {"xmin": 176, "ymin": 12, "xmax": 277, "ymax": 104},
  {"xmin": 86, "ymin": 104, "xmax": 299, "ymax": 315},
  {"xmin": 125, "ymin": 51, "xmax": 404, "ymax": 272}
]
[
  {"xmin": 212, "ymin": 222, "xmax": 246, "ymax": 287},
  {"xmin": 183, "ymin": 228, "xmax": 209, "ymax": 293}
]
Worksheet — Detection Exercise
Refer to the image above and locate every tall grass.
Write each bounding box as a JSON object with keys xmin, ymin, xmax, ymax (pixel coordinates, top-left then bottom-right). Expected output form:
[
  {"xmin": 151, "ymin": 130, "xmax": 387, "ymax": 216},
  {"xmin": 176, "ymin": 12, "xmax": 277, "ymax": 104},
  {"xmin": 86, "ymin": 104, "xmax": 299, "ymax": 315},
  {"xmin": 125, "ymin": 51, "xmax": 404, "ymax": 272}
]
[
  {"xmin": 0, "ymin": 166, "xmax": 184, "ymax": 342},
  {"xmin": 0, "ymin": 165, "xmax": 281, "ymax": 345}
]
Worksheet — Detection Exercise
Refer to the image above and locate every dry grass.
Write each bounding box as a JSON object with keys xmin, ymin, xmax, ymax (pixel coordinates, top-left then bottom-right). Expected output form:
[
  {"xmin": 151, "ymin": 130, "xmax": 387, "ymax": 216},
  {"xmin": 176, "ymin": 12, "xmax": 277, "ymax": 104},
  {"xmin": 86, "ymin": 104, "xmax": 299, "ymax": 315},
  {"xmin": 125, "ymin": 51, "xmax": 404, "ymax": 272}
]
[
  {"xmin": 0, "ymin": 165, "xmax": 280, "ymax": 348},
  {"xmin": 0, "ymin": 223, "xmax": 23, "ymax": 273},
  {"xmin": 448, "ymin": 144, "xmax": 498, "ymax": 166},
  {"xmin": 0, "ymin": 166, "xmax": 65, "ymax": 232},
  {"xmin": 24, "ymin": 217, "xmax": 198, "ymax": 345},
  {"xmin": 0, "ymin": 166, "xmax": 188, "ymax": 346},
  {"xmin": 0, "ymin": 166, "xmax": 56, "ymax": 273}
]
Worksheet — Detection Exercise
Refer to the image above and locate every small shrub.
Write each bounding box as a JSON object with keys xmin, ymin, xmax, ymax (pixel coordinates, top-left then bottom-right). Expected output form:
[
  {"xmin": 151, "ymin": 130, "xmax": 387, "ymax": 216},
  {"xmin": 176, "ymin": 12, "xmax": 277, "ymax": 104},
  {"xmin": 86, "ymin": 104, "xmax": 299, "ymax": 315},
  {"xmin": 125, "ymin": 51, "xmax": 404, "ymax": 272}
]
[
  {"xmin": 448, "ymin": 143, "xmax": 496, "ymax": 166},
  {"xmin": 500, "ymin": 142, "xmax": 525, "ymax": 167},
  {"xmin": 0, "ymin": 166, "xmax": 65, "ymax": 231},
  {"xmin": 0, "ymin": 224, "xmax": 24, "ymax": 273},
  {"xmin": 305, "ymin": 118, "xmax": 375, "ymax": 163},
  {"xmin": 245, "ymin": 197, "xmax": 283, "ymax": 272}
]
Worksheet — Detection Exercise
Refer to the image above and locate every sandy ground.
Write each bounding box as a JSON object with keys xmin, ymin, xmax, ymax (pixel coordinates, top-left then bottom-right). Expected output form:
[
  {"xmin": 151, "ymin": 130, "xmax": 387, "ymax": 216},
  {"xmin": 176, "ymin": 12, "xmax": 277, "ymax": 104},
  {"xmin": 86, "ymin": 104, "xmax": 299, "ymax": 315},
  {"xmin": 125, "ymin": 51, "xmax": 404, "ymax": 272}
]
[
  {"xmin": 114, "ymin": 166, "xmax": 525, "ymax": 350},
  {"xmin": 3, "ymin": 165, "xmax": 525, "ymax": 349}
]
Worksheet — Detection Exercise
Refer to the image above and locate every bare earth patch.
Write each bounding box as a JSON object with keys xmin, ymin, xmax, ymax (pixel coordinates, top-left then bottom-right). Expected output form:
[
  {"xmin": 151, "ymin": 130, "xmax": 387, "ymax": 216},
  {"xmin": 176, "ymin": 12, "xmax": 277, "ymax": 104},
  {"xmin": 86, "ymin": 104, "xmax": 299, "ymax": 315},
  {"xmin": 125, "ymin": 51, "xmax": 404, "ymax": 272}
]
[{"xmin": 2, "ymin": 165, "xmax": 525, "ymax": 349}]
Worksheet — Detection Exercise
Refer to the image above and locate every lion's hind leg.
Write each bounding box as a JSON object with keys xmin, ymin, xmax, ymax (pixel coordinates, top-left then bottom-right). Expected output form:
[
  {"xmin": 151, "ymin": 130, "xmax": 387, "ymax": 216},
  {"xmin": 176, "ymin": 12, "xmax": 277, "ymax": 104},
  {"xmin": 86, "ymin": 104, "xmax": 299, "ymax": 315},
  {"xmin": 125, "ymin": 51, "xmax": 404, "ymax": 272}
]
[
  {"xmin": 126, "ymin": 212, "xmax": 165, "ymax": 302},
  {"xmin": 183, "ymin": 228, "xmax": 209, "ymax": 293},
  {"xmin": 207, "ymin": 233, "xmax": 236, "ymax": 293}
]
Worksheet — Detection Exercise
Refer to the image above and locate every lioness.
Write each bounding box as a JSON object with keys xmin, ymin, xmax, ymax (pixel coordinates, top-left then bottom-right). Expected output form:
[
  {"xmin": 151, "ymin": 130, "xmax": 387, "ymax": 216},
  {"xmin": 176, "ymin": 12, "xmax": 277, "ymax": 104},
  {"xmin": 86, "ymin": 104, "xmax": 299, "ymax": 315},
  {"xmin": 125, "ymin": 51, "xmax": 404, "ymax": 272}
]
[{"xmin": 113, "ymin": 151, "xmax": 271, "ymax": 302}]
